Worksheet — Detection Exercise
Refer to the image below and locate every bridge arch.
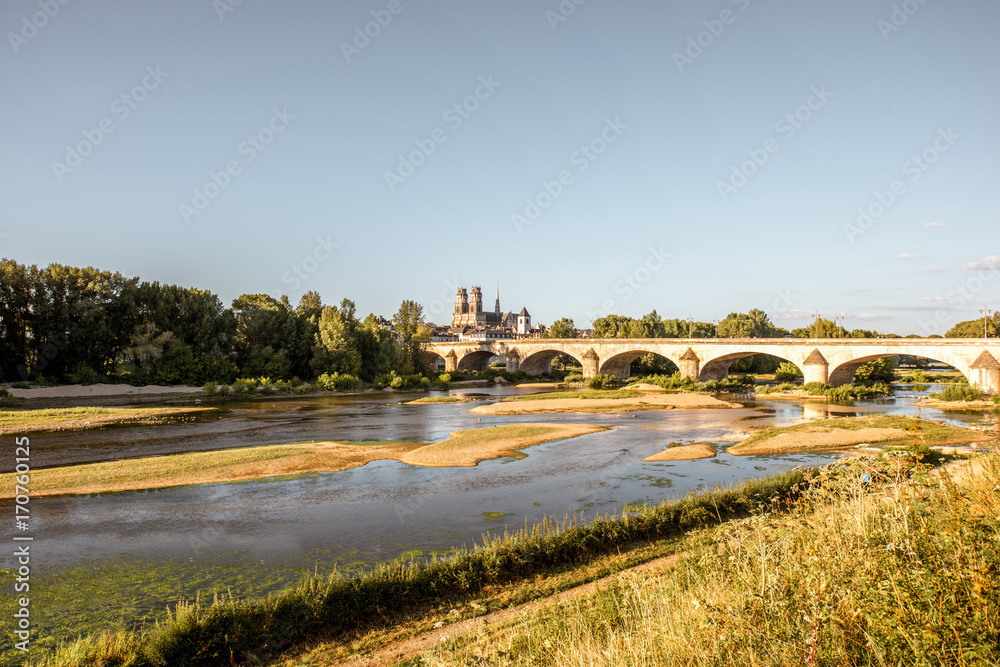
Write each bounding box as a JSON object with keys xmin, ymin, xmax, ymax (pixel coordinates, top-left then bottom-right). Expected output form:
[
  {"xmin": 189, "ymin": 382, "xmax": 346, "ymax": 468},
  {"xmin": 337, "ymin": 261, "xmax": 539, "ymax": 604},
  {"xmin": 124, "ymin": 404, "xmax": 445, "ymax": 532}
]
[
  {"xmin": 828, "ymin": 353, "xmax": 967, "ymax": 387},
  {"xmin": 456, "ymin": 350, "xmax": 502, "ymax": 372},
  {"xmin": 423, "ymin": 351, "xmax": 447, "ymax": 372},
  {"xmin": 699, "ymin": 352, "xmax": 800, "ymax": 382},
  {"xmin": 599, "ymin": 350, "xmax": 680, "ymax": 379},
  {"xmin": 519, "ymin": 348, "xmax": 585, "ymax": 376}
]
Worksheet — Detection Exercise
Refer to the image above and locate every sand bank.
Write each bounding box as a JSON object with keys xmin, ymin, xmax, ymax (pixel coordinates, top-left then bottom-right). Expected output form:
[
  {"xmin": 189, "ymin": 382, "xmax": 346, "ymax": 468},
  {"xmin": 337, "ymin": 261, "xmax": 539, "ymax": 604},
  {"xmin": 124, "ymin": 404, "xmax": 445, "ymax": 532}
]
[
  {"xmin": 0, "ymin": 423, "xmax": 604, "ymax": 497},
  {"xmin": 643, "ymin": 443, "xmax": 716, "ymax": 461},
  {"xmin": 472, "ymin": 393, "xmax": 740, "ymax": 415}
]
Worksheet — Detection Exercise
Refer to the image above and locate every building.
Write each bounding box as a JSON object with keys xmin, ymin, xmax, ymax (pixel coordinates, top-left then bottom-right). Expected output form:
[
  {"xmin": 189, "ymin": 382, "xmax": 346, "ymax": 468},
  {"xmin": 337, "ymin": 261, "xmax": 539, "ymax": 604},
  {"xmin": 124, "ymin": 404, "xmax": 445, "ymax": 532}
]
[{"xmin": 451, "ymin": 286, "xmax": 531, "ymax": 334}]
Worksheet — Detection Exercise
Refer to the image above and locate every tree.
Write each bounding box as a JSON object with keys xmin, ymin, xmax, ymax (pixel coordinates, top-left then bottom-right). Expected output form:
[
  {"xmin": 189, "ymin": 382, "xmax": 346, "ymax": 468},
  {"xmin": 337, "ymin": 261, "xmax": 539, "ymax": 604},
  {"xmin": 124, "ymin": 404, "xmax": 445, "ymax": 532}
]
[
  {"xmin": 311, "ymin": 302, "xmax": 361, "ymax": 377},
  {"xmin": 792, "ymin": 317, "xmax": 838, "ymax": 339},
  {"xmin": 547, "ymin": 318, "xmax": 576, "ymax": 339},
  {"xmin": 946, "ymin": 313, "xmax": 999, "ymax": 338},
  {"xmin": 393, "ymin": 300, "xmax": 429, "ymax": 374},
  {"xmin": 717, "ymin": 309, "xmax": 782, "ymax": 338}
]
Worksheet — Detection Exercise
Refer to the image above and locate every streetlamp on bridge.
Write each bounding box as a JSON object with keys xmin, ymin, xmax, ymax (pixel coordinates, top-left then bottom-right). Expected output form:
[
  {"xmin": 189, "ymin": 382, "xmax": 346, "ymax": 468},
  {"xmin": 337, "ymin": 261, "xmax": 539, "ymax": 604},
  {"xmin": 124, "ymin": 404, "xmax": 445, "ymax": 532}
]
[{"xmin": 982, "ymin": 305, "xmax": 993, "ymax": 339}]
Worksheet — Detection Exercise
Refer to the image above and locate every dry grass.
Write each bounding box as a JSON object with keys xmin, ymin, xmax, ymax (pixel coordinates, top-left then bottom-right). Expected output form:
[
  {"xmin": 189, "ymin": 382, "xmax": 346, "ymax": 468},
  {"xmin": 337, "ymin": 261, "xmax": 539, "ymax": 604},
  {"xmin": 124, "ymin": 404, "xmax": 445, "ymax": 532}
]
[
  {"xmin": 472, "ymin": 393, "xmax": 740, "ymax": 416},
  {"xmin": 0, "ymin": 406, "xmax": 211, "ymax": 434},
  {"xmin": 400, "ymin": 424, "xmax": 605, "ymax": 467},
  {"xmin": 412, "ymin": 453, "xmax": 1000, "ymax": 666},
  {"xmin": 728, "ymin": 415, "xmax": 994, "ymax": 456},
  {"xmin": 1, "ymin": 425, "xmax": 605, "ymax": 497}
]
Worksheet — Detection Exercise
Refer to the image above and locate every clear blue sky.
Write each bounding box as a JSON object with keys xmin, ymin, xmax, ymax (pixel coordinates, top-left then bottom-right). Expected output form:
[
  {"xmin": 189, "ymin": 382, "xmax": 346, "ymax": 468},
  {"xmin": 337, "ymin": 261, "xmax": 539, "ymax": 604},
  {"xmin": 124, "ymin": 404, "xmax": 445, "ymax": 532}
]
[{"xmin": 2, "ymin": 0, "xmax": 997, "ymax": 335}]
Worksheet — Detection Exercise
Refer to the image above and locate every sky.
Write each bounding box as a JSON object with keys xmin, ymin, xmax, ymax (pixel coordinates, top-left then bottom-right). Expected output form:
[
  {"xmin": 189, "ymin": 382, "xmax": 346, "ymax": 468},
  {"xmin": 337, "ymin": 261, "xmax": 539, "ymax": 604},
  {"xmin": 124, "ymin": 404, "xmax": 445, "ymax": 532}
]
[{"xmin": 1, "ymin": 0, "xmax": 998, "ymax": 336}]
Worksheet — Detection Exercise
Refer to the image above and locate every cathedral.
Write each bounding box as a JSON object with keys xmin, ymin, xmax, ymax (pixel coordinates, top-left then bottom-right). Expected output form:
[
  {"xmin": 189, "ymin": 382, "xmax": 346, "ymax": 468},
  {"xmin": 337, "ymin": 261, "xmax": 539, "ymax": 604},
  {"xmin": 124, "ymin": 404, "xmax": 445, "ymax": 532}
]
[{"xmin": 451, "ymin": 286, "xmax": 531, "ymax": 335}]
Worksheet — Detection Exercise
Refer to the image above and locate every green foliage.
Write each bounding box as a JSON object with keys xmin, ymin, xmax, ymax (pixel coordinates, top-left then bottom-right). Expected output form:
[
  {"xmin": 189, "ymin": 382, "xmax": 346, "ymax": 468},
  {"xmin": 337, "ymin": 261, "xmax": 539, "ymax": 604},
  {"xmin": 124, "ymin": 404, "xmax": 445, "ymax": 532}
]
[
  {"xmin": 802, "ymin": 382, "xmax": 891, "ymax": 399},
  {"xmin": 853, "ymin": 356, "xmax": 897, "ymax": 383},
  {"xmin": 945, "ymin": 312, "xmax": 999, "ymax": 338},
  {"xmin": 316, "ymin": 372, "xmax": 362, "ymax": 392},
  {"xmin": 716, "ymin": 309, "xmax": 785, "ymax": 338},
  {"xmin": 231, "ymin": 378, "xmax": 257, "ymax": 395},
  {"xmin": 436, "ymin": 372, "xmax": 451, "ymax": 387},
  {"xmin": 993, "ymin": 394, "xmax": 1000, "ymax": 405},
  {"xmin": 202, "ymin": 381, "xmax": 218, "ymax": 395},
  {"xmin": 584, "ymin": 373, "xmax": 616, "ymax": 389},
  {"xmin": 0, "ymin": 386, "xmax": 8, "ymax": 398},
  {"xmin": 932, "ymin": 383, "xmax": 984, "ymax": 402},
  {"xmin": 68, "ymin": 362, "xmax": 103, "ymax": 385},
  {"xmin": 773, "ymin": 361, "xmax": 803, "ymax": 382},
  {"xmin": 546, "ymin": 317, "xmax": 577, "ymax": 339},
  {"xmin": 564, "ymin": 372, "xmax": 584, "ymax": 383}
]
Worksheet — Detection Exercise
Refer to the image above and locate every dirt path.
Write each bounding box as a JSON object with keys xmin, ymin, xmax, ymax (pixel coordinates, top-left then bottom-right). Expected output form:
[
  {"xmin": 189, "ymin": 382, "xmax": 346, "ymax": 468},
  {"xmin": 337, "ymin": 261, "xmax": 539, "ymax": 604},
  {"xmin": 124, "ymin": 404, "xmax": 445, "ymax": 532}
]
[{"xmin": 328, "ymin": 553, "xmax": 684, "ymax": 667}]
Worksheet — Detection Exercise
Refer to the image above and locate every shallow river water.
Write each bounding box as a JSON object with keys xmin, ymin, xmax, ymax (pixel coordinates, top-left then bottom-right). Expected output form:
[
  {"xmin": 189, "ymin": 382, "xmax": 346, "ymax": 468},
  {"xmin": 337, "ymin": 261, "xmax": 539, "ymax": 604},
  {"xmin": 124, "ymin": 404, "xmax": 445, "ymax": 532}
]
[{"xmin": 2, "ymin": 383, "xmax": 997, "ymax": 653}]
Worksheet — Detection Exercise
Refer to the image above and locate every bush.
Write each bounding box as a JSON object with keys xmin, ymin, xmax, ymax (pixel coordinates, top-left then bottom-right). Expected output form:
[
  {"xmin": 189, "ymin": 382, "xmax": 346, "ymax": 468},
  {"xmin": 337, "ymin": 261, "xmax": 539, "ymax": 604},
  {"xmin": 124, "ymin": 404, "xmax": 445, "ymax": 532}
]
[
  {"xmin": 316, "ymin": 372, "xmax": 362, "ymax": 392},
  {"xmin": 231, "ymin": 378, "xmax": 256, "ymax": 395},
  {"xmin": 564, "ymin": 372, "xmax": 584, "ymax": 383},
  {"xmin": 437, "ymin": 373, "xmax": 451, "ymax": 386},
  {"xmin": 68, "ymin": 362, "xmax": 103, "ymax": 385},
  {"xmin": 774, "ymin": 362, "xmax": 803, "ymax": 382},
  {"xmin": 202, "ymin": 381, "xmax": 218, "ymax": 395},
  {"xmin": 0, "ymin": 386, "xmax": 8, "ymax": 398},
  {"xmin": 931, "ymin": 383, "xmax": 984, "ymax": 402},
  {"xmin": 585, "ymin": 374, "xmax": 616, "ymax": 389}
]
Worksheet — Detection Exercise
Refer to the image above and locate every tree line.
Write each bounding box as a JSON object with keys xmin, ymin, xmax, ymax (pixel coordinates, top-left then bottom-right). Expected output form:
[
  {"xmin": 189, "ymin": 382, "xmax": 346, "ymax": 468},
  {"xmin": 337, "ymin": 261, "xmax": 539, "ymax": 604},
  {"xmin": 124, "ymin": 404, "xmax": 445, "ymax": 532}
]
[{"xmin": 0, "ymin": 260, "xmax": 429, "ymax": 386}]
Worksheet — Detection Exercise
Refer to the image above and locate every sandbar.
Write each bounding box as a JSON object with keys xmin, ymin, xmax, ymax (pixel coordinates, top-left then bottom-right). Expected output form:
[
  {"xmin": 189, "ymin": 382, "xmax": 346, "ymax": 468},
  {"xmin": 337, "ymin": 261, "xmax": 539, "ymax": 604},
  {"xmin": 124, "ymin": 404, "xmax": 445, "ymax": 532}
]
[
  {"xmin": 728, "ymin": 415, "xmax": 993, "ymax": 456},
  {"xmin": 472, "ymin": 393, "xmax": 740, "ymax": 415},
  {"xmin": 0, "ymin": 406, "xmax": 212, "ymax": 435},
  {"xmin": 0, "ymin": 423, "xmax": 605, "ymax": 497},
  {"xmin": 644, "ymin": 443, "xmax": 716, "ymax": 461}
]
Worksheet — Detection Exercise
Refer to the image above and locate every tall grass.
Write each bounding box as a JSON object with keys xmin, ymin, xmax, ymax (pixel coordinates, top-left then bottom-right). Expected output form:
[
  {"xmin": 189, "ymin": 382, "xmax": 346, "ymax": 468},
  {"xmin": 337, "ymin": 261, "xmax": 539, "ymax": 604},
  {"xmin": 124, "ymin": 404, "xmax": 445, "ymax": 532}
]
[
  {"xmin": 932, "ymin": 383, "xmax": 984, "ymax": 402},
  {"xmin": 422, "ymin": 454, "xmax": 1000, "ymax": 666},
  {"xmin": 30, "ymin": 472, "xmax": 809, "ymax": 666}
]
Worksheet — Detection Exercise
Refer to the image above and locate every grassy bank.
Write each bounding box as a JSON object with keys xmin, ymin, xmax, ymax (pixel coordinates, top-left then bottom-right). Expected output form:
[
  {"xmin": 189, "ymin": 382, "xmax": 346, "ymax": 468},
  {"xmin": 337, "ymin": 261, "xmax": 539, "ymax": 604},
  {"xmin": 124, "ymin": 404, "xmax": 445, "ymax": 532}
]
[
  {"xmin": 24, "ymin": 471, "xmax": 810, "ymax": 666},
  {"xmin": 729, "ymin": 415, "xmax": 994, "ymax": 456},
  {"xmin": 0, "ymin": 406, "xmax": 212, "ymax": 435},
  {"xmin": 415, "ymin": 453, "xmax": 1000, "ymax": 666}
]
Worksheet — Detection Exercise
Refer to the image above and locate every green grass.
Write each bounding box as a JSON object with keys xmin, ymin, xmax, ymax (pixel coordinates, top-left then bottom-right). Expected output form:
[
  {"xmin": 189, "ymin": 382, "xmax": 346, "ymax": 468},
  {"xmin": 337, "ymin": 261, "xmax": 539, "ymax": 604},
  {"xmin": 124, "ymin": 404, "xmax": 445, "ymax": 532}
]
[
  {"xmin": 505, "ymin": 390, "xmax": 642, "ymax": 402},
  {"xmin": 417, "ymin": 453, "xmax": 1000, "ymax": 666},
  {"xmin": 931, "ymin": 383, "xmax": 985, "ymax": 402},
  {"xmin": 25, "ymin": 470, "xmax": 811, "ymax": 666},
  {"xmin": 407, "ymin": 396, "xmax": 461, "ymax": 403}
]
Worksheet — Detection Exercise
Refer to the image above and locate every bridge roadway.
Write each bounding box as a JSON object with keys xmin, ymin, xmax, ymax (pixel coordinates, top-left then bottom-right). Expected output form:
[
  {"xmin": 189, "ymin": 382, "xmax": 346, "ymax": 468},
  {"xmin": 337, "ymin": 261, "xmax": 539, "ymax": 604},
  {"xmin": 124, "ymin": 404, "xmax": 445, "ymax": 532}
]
[{"xmin": 424, "ymin": 338, "xmax": 1000, "ymax": 393}]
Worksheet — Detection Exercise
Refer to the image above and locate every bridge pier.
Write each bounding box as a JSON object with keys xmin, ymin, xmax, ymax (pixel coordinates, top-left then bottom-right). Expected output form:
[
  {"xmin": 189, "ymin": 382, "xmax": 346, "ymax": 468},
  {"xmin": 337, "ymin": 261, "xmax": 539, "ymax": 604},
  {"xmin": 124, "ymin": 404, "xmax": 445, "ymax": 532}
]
[
  {"xmin": 582, "ymin": 348, "xmax": 599, "ymax": 379},
  {"xmin": 970, "ymin": 351, "xmax": 1000, "ymax": 394},
  {"xmin": 505, "ymin": 349, "xmax": 520, "ymax": 374},
  {"xmin": 802, "ymin": 349, "xmax": 829, "ymax": 386},
  {"xmin": 444, "ymin": 350, "xmax": 458, "ymax": 373},
  {"xmin": 678, "ymin": 348, "xmax": 700, "ymax": 381}
]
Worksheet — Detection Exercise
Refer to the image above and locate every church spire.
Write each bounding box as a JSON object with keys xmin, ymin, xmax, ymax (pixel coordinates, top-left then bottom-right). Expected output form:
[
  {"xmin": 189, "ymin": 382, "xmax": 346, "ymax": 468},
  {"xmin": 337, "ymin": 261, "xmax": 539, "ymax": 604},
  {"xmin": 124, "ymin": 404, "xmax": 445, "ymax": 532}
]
[{"xmin": 495, "ymin": 284, "xmax": 501, "ymax": 314}]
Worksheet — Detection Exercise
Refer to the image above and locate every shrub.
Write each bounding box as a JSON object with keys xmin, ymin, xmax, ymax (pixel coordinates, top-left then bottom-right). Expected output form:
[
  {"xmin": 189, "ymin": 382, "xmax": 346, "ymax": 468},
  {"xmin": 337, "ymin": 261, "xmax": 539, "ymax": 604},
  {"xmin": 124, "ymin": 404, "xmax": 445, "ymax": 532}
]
[
  {"xmin": 68, "ymin": 362, "xmax": 103, "ymax": 385},
  {"xmin": 231, "ymin": 378, "xmax": 256, "ymax": 395},
  {"xmin": 564, "ymin": 372, "xmax": 584, "ymax": 383},
  {"xmin": 202, "ymin": 381, "xmax": 218, "ymax": 395},
  {"xmin": 437, "ymin": 373, "xmax": 451, "ymax": 386},
  {"xmin": 932, "ymin": 383, "xmax": 983, "ymax": 402},
  {"xmin": 585, "ymin": 374, "xmax": 616, "ymax": 389},
  {"xmin": 774, "ymin": 362, "xmax": 803, "ymax": 382},
  {"xmin": 316, "ymin": 372, "xmax": 362, "ymax": 392},
  {"xmin": 0, "ymin": 386, "xmax": 8, "ymax": 399}
]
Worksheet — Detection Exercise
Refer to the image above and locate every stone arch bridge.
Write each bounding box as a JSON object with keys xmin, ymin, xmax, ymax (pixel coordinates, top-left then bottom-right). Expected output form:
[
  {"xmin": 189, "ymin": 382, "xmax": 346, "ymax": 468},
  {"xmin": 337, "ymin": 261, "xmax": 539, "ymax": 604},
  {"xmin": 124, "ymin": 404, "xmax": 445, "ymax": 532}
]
[{"xmin": 425, "ymin": 338, "xmax": 1000, "ymax": 393}]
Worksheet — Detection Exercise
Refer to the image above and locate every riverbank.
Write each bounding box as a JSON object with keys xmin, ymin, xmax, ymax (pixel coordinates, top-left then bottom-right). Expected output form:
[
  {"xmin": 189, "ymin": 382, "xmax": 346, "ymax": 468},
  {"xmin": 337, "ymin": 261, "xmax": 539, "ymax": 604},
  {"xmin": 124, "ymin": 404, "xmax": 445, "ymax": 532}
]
[
  {"xmin": 398, "ymin": 453, "xmax": 1000, "ymax": 667},
  {"xmin": 472, "ymin": 391, "xmax": 740, "ymax": 415},
  {"xmin": 643, "ymin": 443, "xmax": 716, "ymax": 461},
  {"xmin": 728, "ymin": 414, "xmax": 994, "ymax": 456},
  {"xmin": 0, "ymin": 406, "xmax": 212, "ymax": 435},
  {"xmin": 4, "ymin": 383, "xmax": 204, "ymax": 399},
  {"xmin": 0, "ymin": 424, "xmax": 604, "ymax": 497}
]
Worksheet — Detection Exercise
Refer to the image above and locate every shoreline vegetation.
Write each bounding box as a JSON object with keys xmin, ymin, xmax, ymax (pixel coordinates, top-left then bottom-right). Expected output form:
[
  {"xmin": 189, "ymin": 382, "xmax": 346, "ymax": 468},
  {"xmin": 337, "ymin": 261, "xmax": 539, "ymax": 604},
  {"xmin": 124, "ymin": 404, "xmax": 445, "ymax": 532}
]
[
  {"xmin": 0, "ymin": 406, "xmax": 212, "ymax": 435},
  {"xmin": 0, "ymin": 424, "xmax": 604, "ymax": 498},
  {"xmin": 22, "ymin": 454, "xmax": 1000, "ymax": 667},
  {"xmin": 727, "ymin": 414, "xmax": 994, "ymax": 456}
]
